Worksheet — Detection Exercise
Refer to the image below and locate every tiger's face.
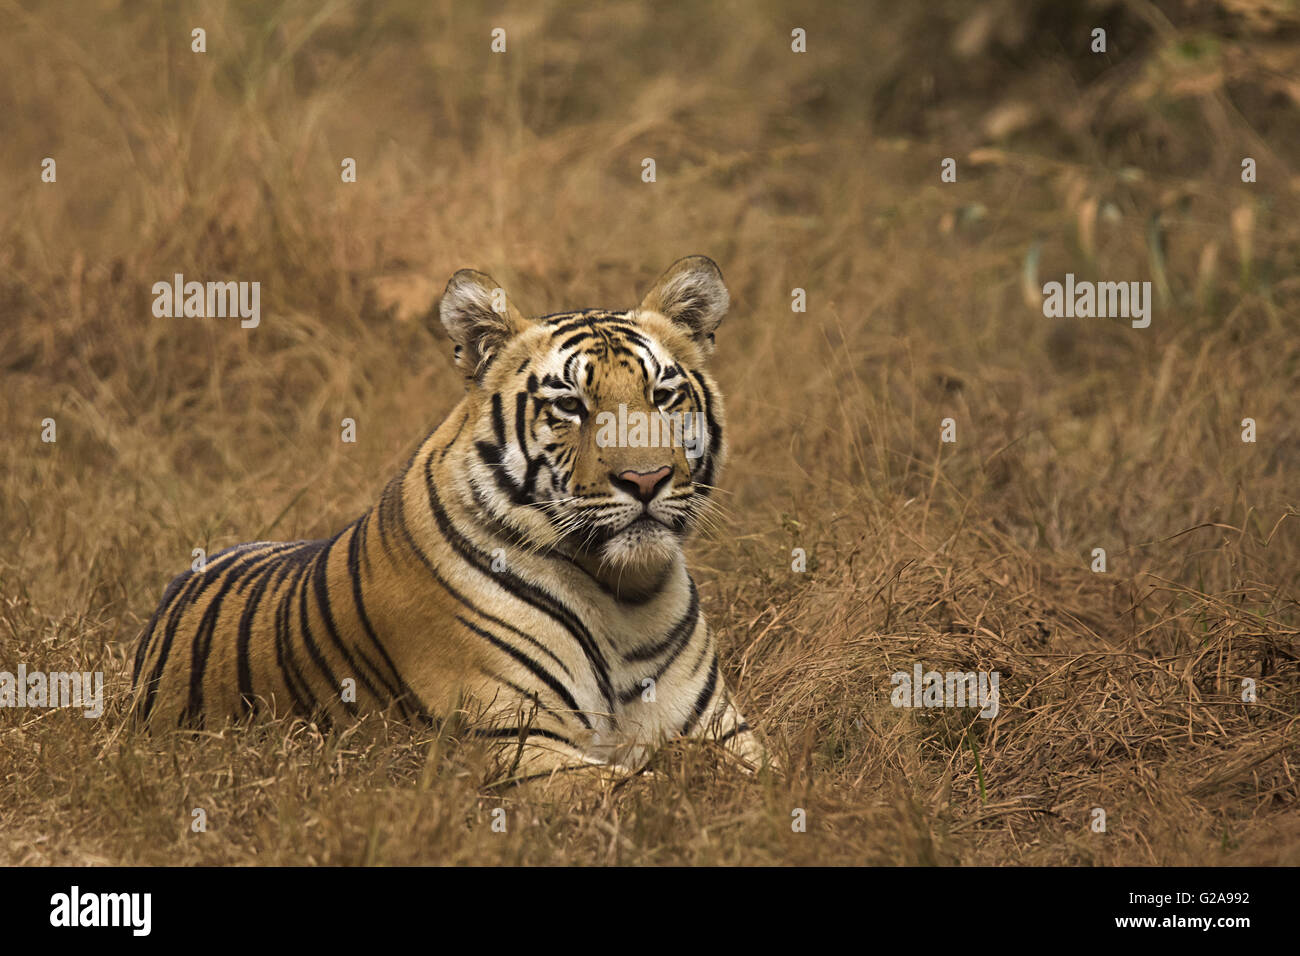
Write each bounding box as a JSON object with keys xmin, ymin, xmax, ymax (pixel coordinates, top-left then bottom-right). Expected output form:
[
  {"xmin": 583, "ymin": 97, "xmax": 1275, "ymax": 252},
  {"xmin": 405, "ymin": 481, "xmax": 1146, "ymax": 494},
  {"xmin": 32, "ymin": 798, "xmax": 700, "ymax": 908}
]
[{"xmin": 440, "ymin": 257, "xmax": 730, "ymax": 590}]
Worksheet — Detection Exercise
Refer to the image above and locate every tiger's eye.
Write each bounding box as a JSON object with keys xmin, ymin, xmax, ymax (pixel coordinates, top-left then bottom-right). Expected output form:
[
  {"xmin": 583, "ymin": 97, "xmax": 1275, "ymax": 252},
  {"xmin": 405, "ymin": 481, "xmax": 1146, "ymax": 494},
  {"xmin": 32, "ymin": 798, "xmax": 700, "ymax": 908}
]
[
  {"xmin": 653, "ymin": 388, "xmax": 678, "ymax": 407},
  {"xmin": 554, "ymin": 396, "xmax": 584, "ymax": 416}
]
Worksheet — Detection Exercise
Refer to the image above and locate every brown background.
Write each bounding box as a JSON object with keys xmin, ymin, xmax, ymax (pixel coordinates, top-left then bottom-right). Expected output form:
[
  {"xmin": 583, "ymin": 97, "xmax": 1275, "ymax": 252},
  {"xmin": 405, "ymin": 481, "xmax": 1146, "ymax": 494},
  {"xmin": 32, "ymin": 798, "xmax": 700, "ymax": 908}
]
[{"xmin": 1, "ymin": 0, "xmax": 1297, "ymax": 864}]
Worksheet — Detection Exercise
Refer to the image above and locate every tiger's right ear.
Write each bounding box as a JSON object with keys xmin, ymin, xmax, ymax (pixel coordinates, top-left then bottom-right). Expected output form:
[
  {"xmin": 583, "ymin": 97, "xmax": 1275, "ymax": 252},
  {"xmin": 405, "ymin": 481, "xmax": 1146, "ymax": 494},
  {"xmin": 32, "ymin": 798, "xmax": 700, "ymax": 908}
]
[{"xmin": 439, "ymin": 269, "xmax": 531, "ymax": 379}]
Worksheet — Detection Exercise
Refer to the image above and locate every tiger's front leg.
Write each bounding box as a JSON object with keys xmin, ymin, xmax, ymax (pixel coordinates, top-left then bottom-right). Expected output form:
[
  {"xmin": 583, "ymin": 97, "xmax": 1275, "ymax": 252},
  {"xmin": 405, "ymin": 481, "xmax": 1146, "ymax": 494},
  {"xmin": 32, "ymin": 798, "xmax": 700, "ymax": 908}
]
[
  {"xmin": 685, "ymin": 666, "xmax": 779, "ymax": 773},
  {"xmin": 464, "ymin": 692, "xmax": 646, "ymax": 795},
  {"xmin": 705, "ymin": 691, "xmax": 778, "ymax": 772},
  {"xmin": 484, "ymin": 733, "xmax": 644, "ymax": 799}
]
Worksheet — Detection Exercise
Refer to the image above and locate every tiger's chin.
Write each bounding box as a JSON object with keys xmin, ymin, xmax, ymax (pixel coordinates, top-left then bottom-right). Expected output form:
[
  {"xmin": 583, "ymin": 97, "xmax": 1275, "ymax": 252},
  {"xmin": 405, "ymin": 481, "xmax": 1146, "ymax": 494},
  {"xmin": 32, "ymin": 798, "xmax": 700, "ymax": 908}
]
[
  {"xmin": 602, "ymin": 518, "xmax": 681, "ymax": 567},
  {"xmin": 571, "ymin": 518, "xmax": 685, "ymax": 595}
]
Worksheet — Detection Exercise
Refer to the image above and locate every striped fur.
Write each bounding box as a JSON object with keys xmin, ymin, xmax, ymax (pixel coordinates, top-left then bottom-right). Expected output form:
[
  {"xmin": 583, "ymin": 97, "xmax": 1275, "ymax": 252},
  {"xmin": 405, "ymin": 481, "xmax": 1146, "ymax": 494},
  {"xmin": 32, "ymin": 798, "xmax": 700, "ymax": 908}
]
[{"xmin": 132, "ymin": 256, "xmax": 771, "ymax": 778}]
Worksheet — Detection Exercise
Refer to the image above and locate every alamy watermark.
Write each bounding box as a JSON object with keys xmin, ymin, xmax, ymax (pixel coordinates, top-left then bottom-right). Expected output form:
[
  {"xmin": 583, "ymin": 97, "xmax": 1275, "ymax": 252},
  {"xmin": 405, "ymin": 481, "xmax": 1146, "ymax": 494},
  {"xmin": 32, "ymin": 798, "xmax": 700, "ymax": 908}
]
[
  {"xmin": 152, "ymin": 273, "xmax": 260, "ymax": 328},
  {"xmin": 1042, "ymin": 273, "xmax": 1152, "ymax": 329},
  {"xmin": 0, "ymin": 666, "xmax": 103, "ymax": 718},
  {"xmin": 891, "ymin": 663, "xmax": 999, "ymax": 718},
  {"xmin": 50, "ymin": 886, "xmax": 151, "ymax": 936},
  {"xmin": 594, "ymin": 403, "xmax": 703, "ymax": 459}
]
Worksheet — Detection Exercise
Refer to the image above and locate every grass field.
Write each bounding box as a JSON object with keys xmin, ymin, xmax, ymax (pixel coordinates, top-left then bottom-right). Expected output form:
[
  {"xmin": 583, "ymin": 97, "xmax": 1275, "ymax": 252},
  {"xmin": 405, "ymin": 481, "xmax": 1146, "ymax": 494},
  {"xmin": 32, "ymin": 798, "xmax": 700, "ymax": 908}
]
[{"xmin": 1, "ymin": 0, "xmax": 1298, "ymax": 865}]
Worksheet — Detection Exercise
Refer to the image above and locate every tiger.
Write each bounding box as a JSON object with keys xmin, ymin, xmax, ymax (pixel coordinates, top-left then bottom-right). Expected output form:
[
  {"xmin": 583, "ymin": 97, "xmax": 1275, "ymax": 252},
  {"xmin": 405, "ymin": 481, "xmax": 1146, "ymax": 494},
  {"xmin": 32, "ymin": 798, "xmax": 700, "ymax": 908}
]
[{"xmin": 131, "ymin": 255, "xmax": 773, "ymax": 783}]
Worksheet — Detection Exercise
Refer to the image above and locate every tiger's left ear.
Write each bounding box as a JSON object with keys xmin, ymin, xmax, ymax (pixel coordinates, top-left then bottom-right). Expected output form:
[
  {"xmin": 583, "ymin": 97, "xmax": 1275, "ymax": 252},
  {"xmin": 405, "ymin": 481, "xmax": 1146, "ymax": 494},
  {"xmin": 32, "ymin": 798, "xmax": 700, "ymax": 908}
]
[
  {"xmin": 439, "ymin": 269, "xmax": 532, "ymax": 380},
  {"xmin": 638, "ymin": 255, "xmax": 730, "ymax": 354}
]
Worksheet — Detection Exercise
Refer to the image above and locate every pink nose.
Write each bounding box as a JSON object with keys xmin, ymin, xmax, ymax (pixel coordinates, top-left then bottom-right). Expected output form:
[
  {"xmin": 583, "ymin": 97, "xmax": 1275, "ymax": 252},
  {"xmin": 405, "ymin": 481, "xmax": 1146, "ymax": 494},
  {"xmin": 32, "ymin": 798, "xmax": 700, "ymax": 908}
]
[{"xmin": 613, "ymin": 466, "xmax": 672, "ymax": 503}]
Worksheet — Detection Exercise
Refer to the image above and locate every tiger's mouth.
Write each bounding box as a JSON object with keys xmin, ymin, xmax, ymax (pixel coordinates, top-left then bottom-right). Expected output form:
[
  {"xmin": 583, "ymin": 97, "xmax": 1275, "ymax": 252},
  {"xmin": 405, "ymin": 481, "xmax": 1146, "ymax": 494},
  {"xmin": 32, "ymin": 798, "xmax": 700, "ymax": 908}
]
[
  {"xmin": 626, "ymin": 512, "xmax": 669, "ymax": 530},
  {"xmin": 576, "ymin": 511, "xmax": 678, "ymax": 546},
  {"xmin": 551, "ymin": 504, "xmax": 685, "ymax": 566}
]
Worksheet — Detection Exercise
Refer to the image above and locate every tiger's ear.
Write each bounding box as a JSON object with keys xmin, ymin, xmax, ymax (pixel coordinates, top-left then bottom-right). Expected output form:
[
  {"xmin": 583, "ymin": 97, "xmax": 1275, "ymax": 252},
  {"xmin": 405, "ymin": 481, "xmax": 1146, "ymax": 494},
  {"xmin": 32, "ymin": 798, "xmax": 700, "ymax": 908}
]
[
  {"xmin": 439, "ymin": 269, "xmax": 531, "ymax": 379},
  {"xmin": 638, "ymin": 255, "xmax": 730, "ymax": 354}
]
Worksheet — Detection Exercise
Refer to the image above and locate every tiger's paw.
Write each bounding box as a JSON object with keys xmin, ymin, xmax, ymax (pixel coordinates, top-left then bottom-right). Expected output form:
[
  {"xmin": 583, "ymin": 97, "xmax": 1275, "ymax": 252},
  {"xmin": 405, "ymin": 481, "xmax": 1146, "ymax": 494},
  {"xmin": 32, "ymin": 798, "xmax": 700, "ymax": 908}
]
[{"xmin": 723, "ymin": 731, "xmax": 783, "ymax": 776}]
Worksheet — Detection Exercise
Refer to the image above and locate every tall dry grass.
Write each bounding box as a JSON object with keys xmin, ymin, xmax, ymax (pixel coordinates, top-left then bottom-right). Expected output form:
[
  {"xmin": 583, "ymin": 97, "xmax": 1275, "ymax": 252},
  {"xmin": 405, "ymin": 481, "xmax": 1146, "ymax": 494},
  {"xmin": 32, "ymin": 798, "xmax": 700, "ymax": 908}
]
[{"xmin": 0, "ymin": 0, "xmax": 1297, "ymax": 864}]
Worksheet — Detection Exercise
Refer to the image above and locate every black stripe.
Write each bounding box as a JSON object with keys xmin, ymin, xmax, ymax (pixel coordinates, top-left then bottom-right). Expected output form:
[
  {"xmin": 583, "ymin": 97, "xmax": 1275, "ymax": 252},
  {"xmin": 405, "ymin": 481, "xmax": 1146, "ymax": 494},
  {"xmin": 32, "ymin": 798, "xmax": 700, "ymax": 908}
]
[
  {"xmin": 295, "ymin": 541, "xmax": 357, "ymax": 717},
  {"xmin": 515, "ymin": 390, "xmax": 545, "ymax": 496},
  {"xmin": 684, "ymin": 369, "xmax": 721, "ymax": 489},
  {"xmin": 577, "ymin": 556, "xmax": 671, "ymax": 607},
  {"xmin": 624, "ymin": 580, "xmax": 699, "ymax": 665},
  {"xmin": 424, "ymin": 453, "xmax": 615, "ymax": 710},
  {"xmin": 681, "ymin": 653, "xmax": 719, "ymax": 736},
  {"xmin": 392, "ymin": 464, "xmax": 576, "ymax": 682},
  {"xmin": 273, "ymin": 554, "xmax": 318, "ymax": 717},
  {"xmin": 475, "ymin": 439, "xmax": 529, "ymax": 504},
  {"xmin": 484, "ymin": 669, "xmax": 544, "ymax": 705},
  {"xmin": 348, "ymin": 513, "xmax": 429, "ymax": 717},
  {"xmin": 139, "ymin": 565, "xmax": 214, "ymax": 721},
  {"xmin": 457, "ymin": 615, "xmax": 592, "ymax": 730},
  {"xmin": 182, "ymin": 548, "xmax": 286, "ymax": 726},
  {"xmin": 715, "ymin": 722, "xmax": 751, "ymax": 746},
  {"xmin": 489, "ymin": 393, "xmax": 507, "ymax": 446},
  {"xmin": 549, "ymin": 314, "xmax": 638, "ymax": 333},
  {"xmin": 132, "ymin": 568, "xmax": 193, "ymax": 686},
  {"xmin": 559, "ymin": 331, "xmax": 594, "ymax": 352},
  {"xmin": 236, "ymin": 552, "xmax": 291, "ymax": 716},
  {"xmin": 312, "ymin": 525, "xmax": 395, "ymax": 705},
  {"xmin": 468, "ymin": 726, "xmax": 580, "ymax": 749},
  {"xmin": 439, "ymin": 414, "xmax": 467, "ymax": 461},
  {"xmin": 686, "ymin": 621, "xmax": 712, "ymax": 678},
  {"xmin": 618, "ymin": 585, "xmax": 700, "ymax": 703}
]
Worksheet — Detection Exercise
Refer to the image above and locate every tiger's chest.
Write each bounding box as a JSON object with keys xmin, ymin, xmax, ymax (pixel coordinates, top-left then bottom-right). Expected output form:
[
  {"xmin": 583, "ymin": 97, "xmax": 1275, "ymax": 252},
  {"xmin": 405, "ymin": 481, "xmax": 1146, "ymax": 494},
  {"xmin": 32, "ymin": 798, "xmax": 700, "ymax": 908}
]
[{"xmin": 500, "ymin": 562, "xmax": 715, "ymax": 748}]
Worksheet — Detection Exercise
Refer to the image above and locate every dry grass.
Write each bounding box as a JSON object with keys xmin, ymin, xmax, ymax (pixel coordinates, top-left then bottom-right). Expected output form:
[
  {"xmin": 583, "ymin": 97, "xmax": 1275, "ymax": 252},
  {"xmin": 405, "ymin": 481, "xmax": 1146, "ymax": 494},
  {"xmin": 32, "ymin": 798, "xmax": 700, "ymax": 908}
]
[{"xmin": 1, "ymin": 0, "xmax": 1298, "ymax": 865}]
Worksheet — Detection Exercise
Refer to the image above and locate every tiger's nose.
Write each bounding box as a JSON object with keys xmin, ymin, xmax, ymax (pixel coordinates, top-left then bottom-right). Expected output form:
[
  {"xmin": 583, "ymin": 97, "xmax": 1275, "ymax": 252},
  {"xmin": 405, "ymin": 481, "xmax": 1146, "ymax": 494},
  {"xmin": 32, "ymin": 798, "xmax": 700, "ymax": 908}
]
[{"xmin": 611, "ymin": 466, "xmax": 672, "ymax": 503}]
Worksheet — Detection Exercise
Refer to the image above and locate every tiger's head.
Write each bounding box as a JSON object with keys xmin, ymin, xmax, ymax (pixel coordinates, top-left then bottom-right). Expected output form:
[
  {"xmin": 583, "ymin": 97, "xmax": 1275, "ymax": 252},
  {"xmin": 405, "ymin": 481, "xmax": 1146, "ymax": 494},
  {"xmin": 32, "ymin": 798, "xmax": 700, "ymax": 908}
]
[{"xmin": 439, "ymin": 256, "xmax": 730, "ymax": 594}]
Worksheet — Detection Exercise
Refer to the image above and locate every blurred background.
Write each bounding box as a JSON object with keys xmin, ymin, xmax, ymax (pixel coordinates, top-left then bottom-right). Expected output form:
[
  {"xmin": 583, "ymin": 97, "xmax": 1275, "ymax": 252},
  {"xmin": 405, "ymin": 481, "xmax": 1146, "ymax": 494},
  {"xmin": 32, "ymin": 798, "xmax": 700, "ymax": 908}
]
[{"xmin": 0, "ymin": 0, "xmax": 1297, "ymax": 865}]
